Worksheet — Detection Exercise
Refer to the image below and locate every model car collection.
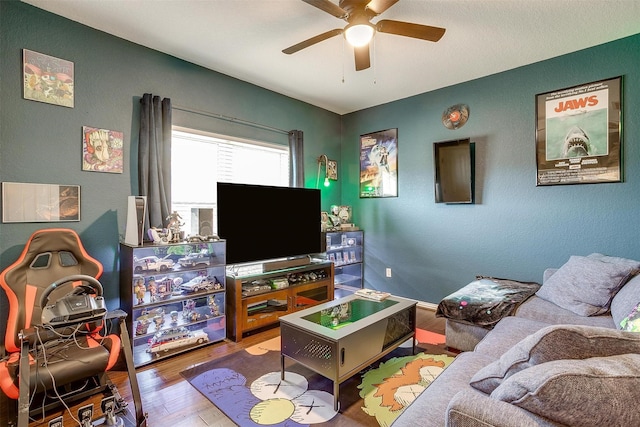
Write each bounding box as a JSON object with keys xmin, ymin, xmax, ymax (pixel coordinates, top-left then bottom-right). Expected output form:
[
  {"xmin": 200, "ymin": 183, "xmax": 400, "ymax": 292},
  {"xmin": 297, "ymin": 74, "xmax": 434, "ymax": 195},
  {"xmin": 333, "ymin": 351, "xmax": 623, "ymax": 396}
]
[
  {"xmin": 180, "ymin": 275, "xmax": 218, "ymax": 293},
  {"xmin": 177, "ymin": 250, "xmax": 211, "ymax": 267},
  {"xmin": 147, "ymin": 327, "xmax": 209, "ymax": 353},
  {"xmin": 133, "ymin": 255, "xmax": 175, "ymax": 273}
]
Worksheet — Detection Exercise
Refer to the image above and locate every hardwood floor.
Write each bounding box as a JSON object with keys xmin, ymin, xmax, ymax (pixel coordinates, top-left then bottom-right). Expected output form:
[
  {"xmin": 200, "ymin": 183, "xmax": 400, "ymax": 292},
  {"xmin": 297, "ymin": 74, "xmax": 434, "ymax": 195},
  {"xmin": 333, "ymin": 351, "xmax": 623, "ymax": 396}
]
[{"xmin": 6, "ymin": 306, "xmax": 445, "ymax": 427}]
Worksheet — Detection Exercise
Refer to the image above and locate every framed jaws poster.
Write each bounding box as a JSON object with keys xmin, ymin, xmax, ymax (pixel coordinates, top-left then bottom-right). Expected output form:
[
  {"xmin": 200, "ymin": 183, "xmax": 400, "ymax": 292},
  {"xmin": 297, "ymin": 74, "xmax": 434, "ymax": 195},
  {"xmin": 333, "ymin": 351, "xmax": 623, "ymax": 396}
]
[{"xmin": 535, "ymin": 76, "xmax": 622, "ymax": 186}]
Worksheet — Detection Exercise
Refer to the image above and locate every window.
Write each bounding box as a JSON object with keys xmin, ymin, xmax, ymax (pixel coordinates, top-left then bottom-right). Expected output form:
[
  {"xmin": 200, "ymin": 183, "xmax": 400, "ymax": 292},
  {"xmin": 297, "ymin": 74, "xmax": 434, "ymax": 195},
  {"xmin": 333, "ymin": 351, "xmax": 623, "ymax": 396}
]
[{"xmin": 171, "ymin": 128, "xmax": 289, "ymax": 235}]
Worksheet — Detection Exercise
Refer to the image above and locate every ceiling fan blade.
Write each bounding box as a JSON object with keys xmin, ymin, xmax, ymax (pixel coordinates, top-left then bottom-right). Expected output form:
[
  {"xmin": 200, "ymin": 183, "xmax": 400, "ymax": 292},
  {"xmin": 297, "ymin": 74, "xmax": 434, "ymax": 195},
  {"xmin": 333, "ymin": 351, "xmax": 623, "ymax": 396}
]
[
  {"xmin": 301, "ymin": 0, "xmax": 348, "ymax": 19},
  {"xmin": 376, "ymin": 19, "xmax": 446, "ymax": 42},
  {"xmin": 354, "ymin": 45, "xmax": 371, "ymax": 71},
  {"xmin": 283, "ymin": 29, "xmax": 344, "ymax": 54},
  {"xmin": 366, "ymin": 0, "xmax": 399, "ymax": 15}
]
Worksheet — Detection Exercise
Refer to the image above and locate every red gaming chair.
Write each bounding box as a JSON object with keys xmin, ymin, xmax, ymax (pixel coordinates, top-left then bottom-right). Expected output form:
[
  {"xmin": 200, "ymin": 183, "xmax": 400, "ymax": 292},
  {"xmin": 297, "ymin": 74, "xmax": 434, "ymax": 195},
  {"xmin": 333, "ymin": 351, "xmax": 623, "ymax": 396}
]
[{"xmin": 0, "ymin": 228, "xmax": 122, "ymax": 425}]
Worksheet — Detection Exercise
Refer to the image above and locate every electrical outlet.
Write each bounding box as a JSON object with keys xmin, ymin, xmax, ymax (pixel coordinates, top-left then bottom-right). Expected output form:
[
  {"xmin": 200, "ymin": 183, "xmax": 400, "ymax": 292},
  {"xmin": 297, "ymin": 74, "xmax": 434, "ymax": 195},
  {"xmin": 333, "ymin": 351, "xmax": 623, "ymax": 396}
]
[{"xmin": 385, "ymin": 268, "xmax": 392, "ymax": 278}]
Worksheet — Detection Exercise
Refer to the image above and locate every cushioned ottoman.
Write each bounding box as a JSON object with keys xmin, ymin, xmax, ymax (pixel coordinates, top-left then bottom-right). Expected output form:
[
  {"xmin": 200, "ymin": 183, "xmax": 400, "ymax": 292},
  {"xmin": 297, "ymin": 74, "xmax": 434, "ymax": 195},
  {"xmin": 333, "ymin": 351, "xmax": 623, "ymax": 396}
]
[{"xmin": 437, "ymin": 277, "xmax": 540, "ymax": 351}]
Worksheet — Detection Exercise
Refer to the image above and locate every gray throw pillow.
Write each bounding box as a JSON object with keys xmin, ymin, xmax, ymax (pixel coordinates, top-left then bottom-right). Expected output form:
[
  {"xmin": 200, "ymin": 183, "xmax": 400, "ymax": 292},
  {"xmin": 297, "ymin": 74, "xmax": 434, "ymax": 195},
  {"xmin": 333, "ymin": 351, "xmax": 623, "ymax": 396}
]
[
  {"xmin": 469, "ymin": 324, "xmax": 640, "ymax": 394},
  {"xmin": 490, "ymin": 354, "xmax": 640, "ymax": 427},
  {"xmin": 586, "ymin": 252, "xmax": 640, "ymax": 268},
  {"xmin": 535, "ymin": 255, "xmax": 639, "ymax": 316},
  {"xmin": 611, "ymin": 274, "xmax": 640, "ymax": 328},
  {"xmin": 619, "ymin": 303, "xmax": 640, "ymax": 332}
]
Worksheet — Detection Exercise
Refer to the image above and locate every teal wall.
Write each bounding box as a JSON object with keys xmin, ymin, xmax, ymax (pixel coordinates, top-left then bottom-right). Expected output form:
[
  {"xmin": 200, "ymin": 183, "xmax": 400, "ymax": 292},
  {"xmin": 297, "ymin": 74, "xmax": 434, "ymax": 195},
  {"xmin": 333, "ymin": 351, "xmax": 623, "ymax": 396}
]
[
  {"xmin": 2, "ymin": 0, "xmax": 640, "ymax": 339},
  {"xmin": 342, "ymin": 33, "xmax": 640, "ymax": 303},
  {"xmin": 0, "ymin": 1, "xmax": 342, "ymax": 336}
]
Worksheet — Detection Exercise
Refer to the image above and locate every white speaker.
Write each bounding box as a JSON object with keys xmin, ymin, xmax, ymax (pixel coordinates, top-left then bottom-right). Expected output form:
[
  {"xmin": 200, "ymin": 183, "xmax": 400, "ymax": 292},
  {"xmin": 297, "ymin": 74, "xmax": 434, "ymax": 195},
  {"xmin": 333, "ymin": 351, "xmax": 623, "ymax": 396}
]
[{"xmin": 125, "ymin": 196, "xmax": 146, "ymax": 246}]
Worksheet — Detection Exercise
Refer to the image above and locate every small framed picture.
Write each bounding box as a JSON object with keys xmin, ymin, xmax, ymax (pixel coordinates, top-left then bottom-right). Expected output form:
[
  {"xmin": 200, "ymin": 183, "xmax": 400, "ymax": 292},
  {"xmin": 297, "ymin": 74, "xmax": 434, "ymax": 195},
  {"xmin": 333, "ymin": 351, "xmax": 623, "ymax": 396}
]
[
  {"xmin": 2, "ymin": 182, "xmax": 80, "ymax": 223},
  {"xmin": 23, "ymin": 49, "xmax": 74, "ymax": 108},
  {"xmin": 82, "ymin": 126, "xmax": 124, "ymax": 173}
]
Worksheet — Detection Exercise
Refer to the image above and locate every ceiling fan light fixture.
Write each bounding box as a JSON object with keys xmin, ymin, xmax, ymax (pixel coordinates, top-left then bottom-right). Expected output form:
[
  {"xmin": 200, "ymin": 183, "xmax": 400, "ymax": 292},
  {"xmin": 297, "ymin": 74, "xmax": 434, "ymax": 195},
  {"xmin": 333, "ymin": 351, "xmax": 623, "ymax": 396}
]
[{"xmin": 344, "ymin": 23, "xmax": 375, "ymax": 47}]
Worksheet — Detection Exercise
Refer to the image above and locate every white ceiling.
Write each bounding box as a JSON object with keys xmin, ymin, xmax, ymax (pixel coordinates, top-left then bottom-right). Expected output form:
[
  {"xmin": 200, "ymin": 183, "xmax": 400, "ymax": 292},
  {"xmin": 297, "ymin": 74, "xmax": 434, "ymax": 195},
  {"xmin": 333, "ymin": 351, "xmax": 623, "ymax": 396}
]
[{"xmin": 22, "ymin": 0, "xmax": 640, "ymax": 115}]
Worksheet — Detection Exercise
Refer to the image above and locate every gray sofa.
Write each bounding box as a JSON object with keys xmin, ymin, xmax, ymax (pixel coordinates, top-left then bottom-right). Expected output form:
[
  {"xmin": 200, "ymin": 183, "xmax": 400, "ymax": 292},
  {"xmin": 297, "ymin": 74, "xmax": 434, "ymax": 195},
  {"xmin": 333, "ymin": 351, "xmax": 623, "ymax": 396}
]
[{"xmin": 392, "ymin": 254, "xmax": 640, "ymax": 427}]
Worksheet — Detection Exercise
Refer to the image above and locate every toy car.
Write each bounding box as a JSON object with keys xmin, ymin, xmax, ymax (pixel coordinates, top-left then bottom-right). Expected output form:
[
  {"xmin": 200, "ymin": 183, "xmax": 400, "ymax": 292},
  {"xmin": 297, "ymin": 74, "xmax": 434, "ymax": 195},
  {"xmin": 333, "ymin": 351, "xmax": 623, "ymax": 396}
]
[
  {"xmin": 177, "ymin": 251, "xmax": 211, "ymax": 267},
  {"xmin": 133, "ymin": 256, "xmax": 175, "ymax": 273},
  {"xmin": 147, "ymin": 327, "xmax": 209, "ymax": 353},
  {"xmin": 136, "ymin": 307, "xmax": 166, "ymax": 323},
  {"xmin": 180, "ymin": 275, "xmax": 215, "ymax": 293}
]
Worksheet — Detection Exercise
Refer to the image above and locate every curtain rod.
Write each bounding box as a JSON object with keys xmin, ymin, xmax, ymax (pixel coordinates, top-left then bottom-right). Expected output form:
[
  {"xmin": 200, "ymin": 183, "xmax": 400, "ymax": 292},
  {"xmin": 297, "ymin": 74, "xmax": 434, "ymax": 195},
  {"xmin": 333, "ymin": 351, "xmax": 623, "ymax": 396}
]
[{"xmin": 172, "ymin": 104, "xmax": 290, "ymax": 135}]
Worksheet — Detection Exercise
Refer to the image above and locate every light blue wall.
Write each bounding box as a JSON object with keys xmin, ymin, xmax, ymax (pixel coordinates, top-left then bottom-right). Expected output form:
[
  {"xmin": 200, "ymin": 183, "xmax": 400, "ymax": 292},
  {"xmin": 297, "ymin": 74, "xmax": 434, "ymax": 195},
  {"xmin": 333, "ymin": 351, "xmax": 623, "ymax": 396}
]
[
  {"xmin": 342, "ymin": 33, "xmax": 640, "ymax": 303},
  {"xmin": 0, "ymin": 1, "xmax": 342, "ymax": 337}
]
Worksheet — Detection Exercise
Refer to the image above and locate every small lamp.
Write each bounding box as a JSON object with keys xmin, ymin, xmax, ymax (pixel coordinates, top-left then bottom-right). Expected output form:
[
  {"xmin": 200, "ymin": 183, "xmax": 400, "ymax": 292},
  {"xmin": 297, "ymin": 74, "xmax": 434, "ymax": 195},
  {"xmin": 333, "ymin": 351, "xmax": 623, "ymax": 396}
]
[
  {"xmin": 344, "ymin": 22, "xmax": 375, "ymax": 47},
  {"xmin": 317, "ymin": 154, "xmax": 338, "ymax": 188}
]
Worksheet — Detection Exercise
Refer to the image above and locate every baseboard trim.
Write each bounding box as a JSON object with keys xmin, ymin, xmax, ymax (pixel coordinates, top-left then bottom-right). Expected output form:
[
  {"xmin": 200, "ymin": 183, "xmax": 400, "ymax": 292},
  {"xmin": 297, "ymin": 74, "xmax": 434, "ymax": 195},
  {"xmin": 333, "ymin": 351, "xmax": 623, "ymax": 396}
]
[{"xmin": 417, "ymin": 301, "xmax": 438, "ymax": 311}]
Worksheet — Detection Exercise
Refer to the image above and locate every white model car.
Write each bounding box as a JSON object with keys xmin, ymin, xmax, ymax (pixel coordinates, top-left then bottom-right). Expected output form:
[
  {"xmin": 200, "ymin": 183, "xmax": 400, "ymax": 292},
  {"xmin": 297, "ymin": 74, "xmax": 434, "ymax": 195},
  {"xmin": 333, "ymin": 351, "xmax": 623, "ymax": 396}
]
[
  {"xmin": 147, "ymin": 327, "xmax": 209, "ymax": 353},
  {"xmin": 133, "ymin": 256, "xmax": 175, "ymax": 273},
  {"xmin": 180, "ymin": 275, "xmax": 214, "ymax": 293}
]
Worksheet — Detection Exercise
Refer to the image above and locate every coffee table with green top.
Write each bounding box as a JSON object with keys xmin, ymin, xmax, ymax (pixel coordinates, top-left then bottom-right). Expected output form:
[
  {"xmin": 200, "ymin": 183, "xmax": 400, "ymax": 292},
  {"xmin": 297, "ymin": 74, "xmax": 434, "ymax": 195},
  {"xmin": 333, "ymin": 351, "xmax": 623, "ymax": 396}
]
[{"xmin": 279, "ymin": 293, "xmax": 417, "ymax": 411}]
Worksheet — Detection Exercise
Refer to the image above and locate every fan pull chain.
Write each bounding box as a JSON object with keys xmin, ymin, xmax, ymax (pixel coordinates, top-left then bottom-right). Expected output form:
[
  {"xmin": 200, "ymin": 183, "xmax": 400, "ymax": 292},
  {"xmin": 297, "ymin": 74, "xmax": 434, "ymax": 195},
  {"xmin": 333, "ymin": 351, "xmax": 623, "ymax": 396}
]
[
  {"xmin": 341, "ymin": 38, "xmax": 345, "ymax": 83},
  {"xmin": 372, "ymin": 36, "xmax": 377, "ymax": 85}
]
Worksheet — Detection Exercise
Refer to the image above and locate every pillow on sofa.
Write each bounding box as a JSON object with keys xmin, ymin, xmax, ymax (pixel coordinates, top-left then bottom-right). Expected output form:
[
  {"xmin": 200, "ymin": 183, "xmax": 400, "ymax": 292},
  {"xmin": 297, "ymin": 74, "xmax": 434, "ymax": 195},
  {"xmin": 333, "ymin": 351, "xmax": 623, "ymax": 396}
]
[
  {"xmin": 586, "ymin": 252, "xmax": 640, "ymax": 267},
  {"xmin": 490, "ymin": 354, "xmax": 640, "ymax": 427},
  {"xmin": 469, "ymin": 324, "xmax": 640, "ymax": 394},
  {"xmin": 611, "ymin": 274, "xmax": 640, "ymax": 328},
  {"xmin": 535, "ymin": 255, "xmax": 639, "ymax": 316},
  {"xmin": 620, "ymin": 303, "xmax": 640, "ymax": 332}
]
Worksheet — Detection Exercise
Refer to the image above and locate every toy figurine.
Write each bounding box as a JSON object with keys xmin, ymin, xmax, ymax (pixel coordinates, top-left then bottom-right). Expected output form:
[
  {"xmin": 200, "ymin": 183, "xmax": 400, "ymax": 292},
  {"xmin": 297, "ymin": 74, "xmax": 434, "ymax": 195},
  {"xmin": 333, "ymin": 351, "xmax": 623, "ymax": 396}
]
[
  {"xmin": 134, "ymin": 278, "xmax": 146, "ymax": 305},
  {"xmin": 135, "ymin": 319, "xmax": 150, "ymax": 336},
  {"xmin": 157, "ymin": 277, "xmax": 172, "ymax": 299},
  {"xmin": 170, "ymin": 310, "xmax": 179, "ymax": 325},
  {"xmin": 183, "ymin": 299, "xmax": 196, "ymax": 311},
  {"xmin": 148, "ymin": 227, "xmax": 172, "ymax": 244},
  {"xmin": 147, "ymin": 277, "xmax": 158, "ymax": 302},
  {"xmin": 209, "ymin": 296, "xmax": 220, "ymax": 316},
  {"xmin": 182, "ymin": 299, "xmax": 196, "ymax": 319},
  {"xmin": 172, "ymin": 277, "xmax": 183, "ymax": 295},
  {"xmin": 153, "ymin": 315, "xmax": 165, "ymax": 329},
  {"xmin": 166, "ymin": 211, "xmax": 184, "ymax": 243}
]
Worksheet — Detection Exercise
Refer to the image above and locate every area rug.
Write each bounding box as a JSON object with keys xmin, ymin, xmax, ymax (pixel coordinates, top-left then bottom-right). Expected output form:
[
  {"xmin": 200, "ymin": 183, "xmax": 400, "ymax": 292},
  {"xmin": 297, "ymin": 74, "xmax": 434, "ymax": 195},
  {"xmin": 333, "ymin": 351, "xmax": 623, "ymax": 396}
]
[{"xmin": 181, "ymin": 329, "xmax": 454, "ymax": 427}]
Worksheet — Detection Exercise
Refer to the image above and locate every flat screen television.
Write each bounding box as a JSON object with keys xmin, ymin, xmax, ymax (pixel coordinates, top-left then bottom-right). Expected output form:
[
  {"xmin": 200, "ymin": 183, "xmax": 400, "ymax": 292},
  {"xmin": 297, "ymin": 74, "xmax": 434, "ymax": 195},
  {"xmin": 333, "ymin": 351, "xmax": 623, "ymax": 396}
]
[
  {"xmin": 434, "ymin": 138, "xmax": 475, "ymax": 204},
  {"xmin": 217, "ymin": 182, "xmax": 322, "ymax": 265}
]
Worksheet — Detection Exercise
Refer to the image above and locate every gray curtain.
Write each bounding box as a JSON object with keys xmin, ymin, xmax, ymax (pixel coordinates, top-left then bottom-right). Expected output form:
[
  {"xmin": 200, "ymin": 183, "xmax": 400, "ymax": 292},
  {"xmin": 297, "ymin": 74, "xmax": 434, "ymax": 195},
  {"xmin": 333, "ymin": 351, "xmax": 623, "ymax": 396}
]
[
  {"xmin": 139, "ymin": 93, "xmax": 172, "ymax": 234},
  {"xmin": 288, "ymin": 130, "xmax": 304, "ymax": 187}
]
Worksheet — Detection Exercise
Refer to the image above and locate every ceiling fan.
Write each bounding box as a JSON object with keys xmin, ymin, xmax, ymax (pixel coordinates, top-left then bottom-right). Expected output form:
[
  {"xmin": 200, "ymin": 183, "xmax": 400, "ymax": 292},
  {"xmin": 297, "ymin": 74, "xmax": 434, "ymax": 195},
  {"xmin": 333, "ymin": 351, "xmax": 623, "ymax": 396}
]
[{"xmin": 283, "ymin": 0, "xmax": 446, "ymax": 71}]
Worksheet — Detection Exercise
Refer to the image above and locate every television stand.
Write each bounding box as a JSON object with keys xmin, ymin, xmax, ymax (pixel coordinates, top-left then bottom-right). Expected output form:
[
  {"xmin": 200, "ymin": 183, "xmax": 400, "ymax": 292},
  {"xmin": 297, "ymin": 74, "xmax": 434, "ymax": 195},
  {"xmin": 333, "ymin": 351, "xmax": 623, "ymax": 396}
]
[
  {"xmin": 263, "ymin": 256, "xmax": 311, "ymax": 272},
  {"xmin": 226, "ymin": 261, "xmax": 334, "ymax": 342}
]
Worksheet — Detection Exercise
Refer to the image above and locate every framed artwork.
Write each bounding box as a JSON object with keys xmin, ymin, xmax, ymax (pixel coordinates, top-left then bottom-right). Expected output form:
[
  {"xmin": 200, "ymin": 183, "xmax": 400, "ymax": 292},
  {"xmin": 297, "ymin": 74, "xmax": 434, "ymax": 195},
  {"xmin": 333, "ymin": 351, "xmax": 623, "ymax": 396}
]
[
  {"xmin": 2, "ymin": 182, "xmax": 80, "ymax": 223},
  {"xmin": 535, "ymin": 76, "xmax": 622, "ymax": 185},
  {"xmin": 359, "ymin": 128, "xmax": 398, "ymax": 198},
  {"xmin": 82, "ymin": 126, "xmax": 124, "ymax": 173},
  {"xmin": 23, "ymin": 49, "xmax": 74, "ymax": 108},
  {"xmin": 326, "ymin": 159, "xmax": 338, "ymax": 180}
]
